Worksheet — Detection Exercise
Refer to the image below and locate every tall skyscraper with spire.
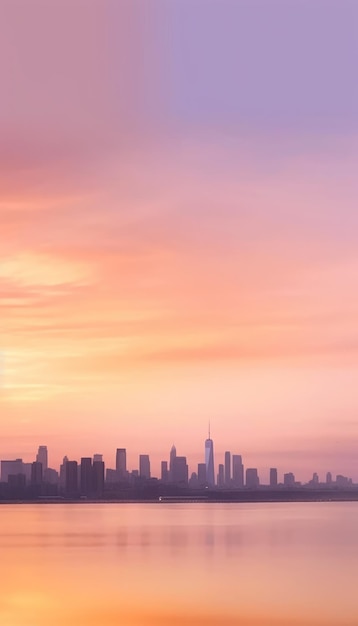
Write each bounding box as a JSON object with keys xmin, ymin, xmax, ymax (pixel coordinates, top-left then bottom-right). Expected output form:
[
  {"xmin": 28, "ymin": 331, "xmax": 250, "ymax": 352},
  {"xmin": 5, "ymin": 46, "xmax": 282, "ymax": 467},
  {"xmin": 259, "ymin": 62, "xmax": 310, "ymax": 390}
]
[{"xmin": 205, "ymin": 424, "xmax": 215, "ymax": 487}]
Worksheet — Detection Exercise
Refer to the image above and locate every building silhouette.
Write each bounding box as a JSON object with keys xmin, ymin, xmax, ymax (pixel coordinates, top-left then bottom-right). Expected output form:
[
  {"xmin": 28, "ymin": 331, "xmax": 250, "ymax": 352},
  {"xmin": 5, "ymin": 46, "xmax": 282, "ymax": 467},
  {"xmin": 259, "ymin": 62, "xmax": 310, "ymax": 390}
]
[
  {"xmin": 232, "ymin": 455, "xmax": 244, "ymax": 488},
  {"xmin": 217, "ymin": 463, "xmax": 225, "ymax": 487},
  {"xmin": 36, "ymin": 446, "xmax": 48, "ymax": 472},
  {"xmin": 65, "ymin": 460, "xmax": 79, "ymax": 496},
  {"xmin": 270, "ymin": 468, "xmax": 278, "ymax": 488},
  {"xmin": 44, "ymin": 468, "xmax": 58, "ymax": 484},
  {"xmin": 169, "ymin": 445, "xmax": 176, "ymax": 482},
  {"xmin": 161, "ymin": 461, "xmax": 169, "ymax": 482},
  {"xmin": 224, "ymin": 451, "xmax": 231, "ymax": 486},
  {"xmin": 205, "ymin": 425, "xmax": 215, "ymax": 487},
  {"xmin": 172, "ymin": 456, "xmax": 189, "ymax": 485},
  {"xmin": 139, "ymin": 455, "xmax": 151, "ymax": 479},
  {"xmin": 246, "ymin": 468, "xmax": 259, "ymax": 488},
  {"xmin": 59, "ymin": 456, "xmax": 68, "ymax": 489},
  {"xmin": 80, "ymin": 457, "xmax": 93, "ymax": 496},
  {"xmin": 312, "ymin": 472, "xmax": 319, "ymax": 486},
  {"xmin": 197, "ymin": 463, "xmax": 206, "ymax": 487},
  {"xmin": 93, "ymin": 460, "xmax": 105, "ymax": 497},
  {"xmin": 116, "ymin": 449, "xmax": 127, "ymax": 480},
  {"xmin": 284, "ymin": 472, "xmax": 295, "ymax": 488},
  {"xmin": 1, "ymin": 459, "xmax": 24, "ymax": 483},
  {"xmin": 31, "ymin": 461, "xmax": 43, "ymax": 485}
]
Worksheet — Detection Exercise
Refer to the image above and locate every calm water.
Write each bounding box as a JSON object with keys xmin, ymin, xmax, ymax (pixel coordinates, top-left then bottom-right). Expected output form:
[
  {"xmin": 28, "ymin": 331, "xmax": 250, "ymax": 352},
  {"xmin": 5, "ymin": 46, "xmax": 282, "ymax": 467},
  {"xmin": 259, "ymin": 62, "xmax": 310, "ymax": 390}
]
[{"xmin": 0, "ymin": 502, "xmax": 357, "ymax": 626}]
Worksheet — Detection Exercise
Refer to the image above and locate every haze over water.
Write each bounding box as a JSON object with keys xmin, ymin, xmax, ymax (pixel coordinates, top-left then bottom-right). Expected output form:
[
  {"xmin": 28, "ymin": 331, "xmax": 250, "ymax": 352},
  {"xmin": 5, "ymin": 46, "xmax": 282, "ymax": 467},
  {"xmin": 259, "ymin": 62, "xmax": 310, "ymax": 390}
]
[{"xmin": 1, "ymin": 502, "xmax": 357, "ymax": 626}]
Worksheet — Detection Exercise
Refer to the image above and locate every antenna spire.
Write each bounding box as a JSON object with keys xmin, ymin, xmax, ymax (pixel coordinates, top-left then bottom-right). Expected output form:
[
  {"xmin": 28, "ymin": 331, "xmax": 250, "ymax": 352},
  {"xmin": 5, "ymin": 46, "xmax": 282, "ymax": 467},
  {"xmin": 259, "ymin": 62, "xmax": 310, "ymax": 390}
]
[{"xmin": 208, "ymin": 420, "xmax": 211, "ymax": 440}]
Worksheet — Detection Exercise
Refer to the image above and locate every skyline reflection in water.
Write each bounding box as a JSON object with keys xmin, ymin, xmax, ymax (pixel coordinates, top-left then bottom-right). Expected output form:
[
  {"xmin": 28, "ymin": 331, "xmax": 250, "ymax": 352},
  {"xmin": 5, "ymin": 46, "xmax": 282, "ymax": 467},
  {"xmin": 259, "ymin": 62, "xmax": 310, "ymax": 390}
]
[{"xmin": 0, "ymin": 503, "xmax": 357, "ymax": 626}]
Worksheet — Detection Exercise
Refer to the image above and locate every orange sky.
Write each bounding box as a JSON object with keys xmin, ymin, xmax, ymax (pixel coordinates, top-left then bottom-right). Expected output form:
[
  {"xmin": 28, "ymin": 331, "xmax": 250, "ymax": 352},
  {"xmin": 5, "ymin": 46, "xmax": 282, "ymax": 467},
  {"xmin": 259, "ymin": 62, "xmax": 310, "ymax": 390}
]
[{"xmin": 1, "ymin": 1, "xmax": 358, "ymax": 481}]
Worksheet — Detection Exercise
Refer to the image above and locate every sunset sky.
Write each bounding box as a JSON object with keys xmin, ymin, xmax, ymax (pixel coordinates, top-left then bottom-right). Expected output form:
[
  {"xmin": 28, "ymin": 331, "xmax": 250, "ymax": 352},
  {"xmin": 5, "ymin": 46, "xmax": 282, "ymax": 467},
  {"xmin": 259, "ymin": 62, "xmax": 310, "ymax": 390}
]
[{"xmin": 1, "ymin": 0, "xmax": 358, "ymax": 481}]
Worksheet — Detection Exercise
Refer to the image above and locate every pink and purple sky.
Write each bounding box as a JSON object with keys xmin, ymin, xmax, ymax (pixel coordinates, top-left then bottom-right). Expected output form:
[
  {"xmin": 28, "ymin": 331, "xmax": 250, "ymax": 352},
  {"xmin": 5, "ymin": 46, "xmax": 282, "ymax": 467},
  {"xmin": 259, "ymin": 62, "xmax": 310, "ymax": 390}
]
[{"xmin": 1, "ymin": 0, "xmax": 358, "ymax": 481}]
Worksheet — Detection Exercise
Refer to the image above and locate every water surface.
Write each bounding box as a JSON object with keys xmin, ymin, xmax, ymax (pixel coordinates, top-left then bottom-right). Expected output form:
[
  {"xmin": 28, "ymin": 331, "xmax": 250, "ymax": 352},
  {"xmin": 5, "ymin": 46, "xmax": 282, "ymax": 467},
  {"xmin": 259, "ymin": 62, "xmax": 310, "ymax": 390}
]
[{"xmin": 0, "ymin": 502, "xmax": 357, "ymax": 625}]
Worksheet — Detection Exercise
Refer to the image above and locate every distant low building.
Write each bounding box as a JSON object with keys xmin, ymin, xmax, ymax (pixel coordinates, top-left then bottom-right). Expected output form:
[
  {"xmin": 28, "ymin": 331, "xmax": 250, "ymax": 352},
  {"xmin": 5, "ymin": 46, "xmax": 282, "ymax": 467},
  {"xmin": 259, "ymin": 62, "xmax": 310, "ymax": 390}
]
[{"xmin": 284, "ymin": 472, "xmax": 295, "ymax": 488}]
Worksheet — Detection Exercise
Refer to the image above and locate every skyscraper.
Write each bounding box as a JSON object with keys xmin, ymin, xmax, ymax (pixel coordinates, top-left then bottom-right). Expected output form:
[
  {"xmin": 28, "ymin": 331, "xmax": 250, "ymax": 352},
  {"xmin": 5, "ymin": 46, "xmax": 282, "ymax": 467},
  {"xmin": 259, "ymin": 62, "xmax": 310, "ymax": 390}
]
[
  {"xmin": 169, "ymin": 444, "xmax": 176, "ymax": 482},
  {"xmin": 205, "ymin": 425, "xmax": 215, "ymax": 487},
  {"xmin": 217, "ymin": 464, "xmax": 225, "ymax": 487},
  {"xmin": 65, "ymin": 461, "xmax": 78, "ymax": 497},
  {"xmin": 80, "ymin": 457, "xmax": 93, "ymax": 496},
  {"xmin": 36, "ymin": 446, "xmax": 48, "ymax": 472},
  {"xmin": 116, "ymin": 448, "xmax": 127, "ymax": 480},
  {"xmin": 161, "ymin": 461, "xmax": 169, "ymax": 482},
  {"xmin": 197, "ymin": 463, "xmax": 207, "ymax": 487},
  {"xmin": 224, "ymin": 451, "xmax": 231, "ymax": 486},
  {"xmin": 139, "ymin": 454, "xmax": 150, "ymax": 479},
  {"xmin": 232, "ymin": 455, "xmax": 244, "ymax": 488},
  {"xmin": 270, "ymin": 468, "xmax": 278, "ymax": 487},
  {"xmin": 93, "ymin": 460, "xmax": 105, "ymax": 497},
  {"xmin": 59, "ymin": 456, "xmax": 68, "ymax": 489}
]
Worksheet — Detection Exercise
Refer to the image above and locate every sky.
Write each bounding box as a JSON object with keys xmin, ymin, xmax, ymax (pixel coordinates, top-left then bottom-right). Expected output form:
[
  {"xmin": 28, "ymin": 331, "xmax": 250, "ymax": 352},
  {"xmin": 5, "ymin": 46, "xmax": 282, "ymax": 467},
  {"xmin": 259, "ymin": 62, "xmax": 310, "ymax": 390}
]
[{"xmin": 1, "ymin": 0, "xmax": 358, "ymax": 481}]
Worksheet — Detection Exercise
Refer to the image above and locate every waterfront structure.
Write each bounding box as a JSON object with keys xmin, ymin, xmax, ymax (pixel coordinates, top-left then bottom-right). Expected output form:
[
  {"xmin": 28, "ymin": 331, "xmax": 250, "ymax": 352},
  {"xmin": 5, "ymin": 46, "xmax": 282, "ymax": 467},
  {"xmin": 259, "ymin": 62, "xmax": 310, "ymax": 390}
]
[
  {"xmin": 116, "ymin": 448, "xmax": 127, "ymax": 480},
  {"xmin": 205, "ymin": 425, "xmax": 215, "ymax": 487},
  {"xmin": 139, "ymin": 454, "xmax": 151, "ymax": 479},
  {"xmin": 232, "ymin": 455, "xmax": 244, "ymax": 488},
  {"xmin": 246, "ymin": 468, "xmax": 259, "ymax": 488},
  {"xmin": 36, "ymin": 446, "xmax": 48, "ymax": 472},
  {"xmin": 224, "ymin": 451, "xmax": 231, "ymax": 486},
  {"xmin": 270, "ymin": 468, "xmax": 278, "ymax": 487}
]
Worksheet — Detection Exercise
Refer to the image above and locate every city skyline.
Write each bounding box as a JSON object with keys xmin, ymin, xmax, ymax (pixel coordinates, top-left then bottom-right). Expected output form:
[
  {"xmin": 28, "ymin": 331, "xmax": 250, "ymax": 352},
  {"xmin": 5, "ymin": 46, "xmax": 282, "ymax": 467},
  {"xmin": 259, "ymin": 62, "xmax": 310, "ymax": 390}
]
[{"xmin": 0, "ymin": 434, "xmax": 355, "ymax": 488}]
